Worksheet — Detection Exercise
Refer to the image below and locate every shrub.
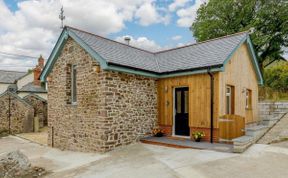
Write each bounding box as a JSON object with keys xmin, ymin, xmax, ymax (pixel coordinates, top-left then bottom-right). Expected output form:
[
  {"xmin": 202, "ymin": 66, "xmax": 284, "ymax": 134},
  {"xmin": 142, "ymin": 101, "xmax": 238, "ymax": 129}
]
[{"xmin": 264, "ymin": 63, "xmax": 288, "ymax": 92}]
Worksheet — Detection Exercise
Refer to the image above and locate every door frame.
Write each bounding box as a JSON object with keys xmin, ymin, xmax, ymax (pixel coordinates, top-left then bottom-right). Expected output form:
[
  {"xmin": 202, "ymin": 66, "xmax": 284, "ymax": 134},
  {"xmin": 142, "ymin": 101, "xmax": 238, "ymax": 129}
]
[{"xmin": 172, "ymin": 86, "xmax": 190, "ymax": 138}]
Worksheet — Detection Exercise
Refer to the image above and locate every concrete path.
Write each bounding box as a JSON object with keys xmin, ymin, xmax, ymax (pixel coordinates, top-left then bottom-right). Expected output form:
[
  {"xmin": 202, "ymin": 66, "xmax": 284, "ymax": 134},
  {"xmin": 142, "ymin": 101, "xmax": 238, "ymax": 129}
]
[
  {"xmin": 1, "ymin": 136, "xmax": 288, "ymax": 178},
  {"xmin": 258, "ymin": 113, "xmax": 288, "ymax": 144},
  {"xmin": 47, "ymin": 143, "xmax": 288, "ymax": 178},
  {"xmin": 0, "ymin": 136, "xmax": 107, "ymax": 173}
]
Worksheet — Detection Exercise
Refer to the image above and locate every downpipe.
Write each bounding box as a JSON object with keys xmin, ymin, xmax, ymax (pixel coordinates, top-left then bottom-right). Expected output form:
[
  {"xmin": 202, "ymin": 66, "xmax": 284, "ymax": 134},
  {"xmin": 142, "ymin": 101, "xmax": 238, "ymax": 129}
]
[{"xmin": 208, "ymin": 68, "xmax": 214, "ymax": 143}]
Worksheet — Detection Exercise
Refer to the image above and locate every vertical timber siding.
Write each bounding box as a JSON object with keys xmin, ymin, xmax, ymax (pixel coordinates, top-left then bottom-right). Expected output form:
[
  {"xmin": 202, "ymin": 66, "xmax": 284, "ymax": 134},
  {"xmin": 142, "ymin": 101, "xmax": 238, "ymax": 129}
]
[
  {"xmin": 219, "ymin": 43, "xmax": 259, "ymax": 123},
  {"xmin": 157, "ymin": 73, "xmax": 220, "ymax": 141}
]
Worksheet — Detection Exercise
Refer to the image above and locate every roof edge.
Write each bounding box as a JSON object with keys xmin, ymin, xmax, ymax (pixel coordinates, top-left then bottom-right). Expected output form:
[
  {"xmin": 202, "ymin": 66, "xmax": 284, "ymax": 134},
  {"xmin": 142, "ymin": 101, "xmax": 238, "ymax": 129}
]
[
  {"xmin": 40, "ymin": 26, "xmax": 261, "ymax": 82},
  {"xmin": 104, "ymin": 63, "xmax": 223, "ymax": 78},
  {"xmin": 222, "ymin": 34, "xmax": 264, "ymax": 85},
  {"xmin": 40, "ymin": 29, "xmax": 69, "ymax": 81},
  {"xmin": 0, "ymin": 91, "xmax": 34, "ymax": 108}
]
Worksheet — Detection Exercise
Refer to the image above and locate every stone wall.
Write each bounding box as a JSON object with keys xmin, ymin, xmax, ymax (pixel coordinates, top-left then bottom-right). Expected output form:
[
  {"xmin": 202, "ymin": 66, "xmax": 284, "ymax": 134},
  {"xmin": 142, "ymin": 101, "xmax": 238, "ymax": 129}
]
[
  {"xmin": 0, "ymin": 92, "xmax": 34, "ymax": 134},
  {"xmin": 47, "ymin": 38, "xmax": 157, "ymax": 152},
  {"xmin": 102, "ymin": 71, "xmax": 157, "ymax": 150},
  {"xmin": 23, "ymin": 94, "xmax": 47, "ymax": 127},
  {"xmin": 259, "ymin": 101, "xmax": 288, "ymax": 119}
]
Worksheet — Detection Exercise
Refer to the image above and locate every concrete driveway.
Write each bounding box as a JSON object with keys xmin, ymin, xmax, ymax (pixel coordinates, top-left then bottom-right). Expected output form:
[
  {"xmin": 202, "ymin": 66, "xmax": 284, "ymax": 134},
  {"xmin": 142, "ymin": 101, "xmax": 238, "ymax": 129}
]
[{"xmin": 1, "ymin": 136, "xmax": 288, "ymax": 178}]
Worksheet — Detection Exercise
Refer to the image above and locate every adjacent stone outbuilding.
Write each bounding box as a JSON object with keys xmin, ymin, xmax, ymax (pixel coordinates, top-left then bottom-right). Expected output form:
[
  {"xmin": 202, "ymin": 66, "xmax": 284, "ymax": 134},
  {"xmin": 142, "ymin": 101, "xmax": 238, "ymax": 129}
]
[{"xmin": 0, "ymin": 91, "xmax": 34, "ymax": 134}]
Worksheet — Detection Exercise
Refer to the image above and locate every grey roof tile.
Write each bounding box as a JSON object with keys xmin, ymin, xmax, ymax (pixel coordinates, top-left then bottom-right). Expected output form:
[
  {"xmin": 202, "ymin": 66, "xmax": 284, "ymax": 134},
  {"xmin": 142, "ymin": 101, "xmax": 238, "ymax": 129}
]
[
  {"xmin": 70, "ymin": 28, "xmax": 159, "ymax": 72},
  {"xmin": 67, "ymin": 27, "xmax": 248, "ymax": 73},
  {"xmin": 18, "ymin": 82, "xmax": 47, "ymax": 93},
  {"xmin": 156, "ymin": 34, "xmax": 246, "ymax": 73},
  {"xmin": 0, "ymin": 70, "xmax": 27, "ymax": 83}
]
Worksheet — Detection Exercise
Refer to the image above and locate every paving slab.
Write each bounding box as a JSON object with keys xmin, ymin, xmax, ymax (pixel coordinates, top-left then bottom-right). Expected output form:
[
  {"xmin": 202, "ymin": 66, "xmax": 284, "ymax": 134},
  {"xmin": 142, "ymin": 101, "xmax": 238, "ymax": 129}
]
[
  {"xmin": 0, "ymin": 136, "xmax": 107, "ymax": 174},
  {"xmin": 1, "ymin": 136, "xmax": 288, "ymax": 178},
  {"xmin": 141, "ymin": 136, "xmax": 233, "ymax": 152}
]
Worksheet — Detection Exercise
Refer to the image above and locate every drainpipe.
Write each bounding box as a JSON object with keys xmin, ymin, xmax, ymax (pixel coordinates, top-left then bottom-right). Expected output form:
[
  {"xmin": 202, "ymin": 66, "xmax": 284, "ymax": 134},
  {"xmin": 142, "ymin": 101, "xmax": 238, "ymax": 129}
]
[
  {"xmin": 8, "ymin": 95, "xmax": 11, "ymax": 134},
  {"xmin": 208, "ymin": 68, "xmax": 214, "ymax": 143}
]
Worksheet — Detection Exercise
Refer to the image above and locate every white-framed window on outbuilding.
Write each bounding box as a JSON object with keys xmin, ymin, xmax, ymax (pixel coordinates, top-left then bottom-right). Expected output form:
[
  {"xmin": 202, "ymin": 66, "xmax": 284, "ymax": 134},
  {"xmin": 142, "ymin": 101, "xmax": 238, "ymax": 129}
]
[
  {"xmin": 226, "ymin": 85, "xmax": 235, "ymax": 114},
  {"xmin": 245, "ymin": 89, "xmax": 252, "ymax": 109},
  {"xmin": 71, "ymin": 64, "xmax": 77, "ymax": 104}
]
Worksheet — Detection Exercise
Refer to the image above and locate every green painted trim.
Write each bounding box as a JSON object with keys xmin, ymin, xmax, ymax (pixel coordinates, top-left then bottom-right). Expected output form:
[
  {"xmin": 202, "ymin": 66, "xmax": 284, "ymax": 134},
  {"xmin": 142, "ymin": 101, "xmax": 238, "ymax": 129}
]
[
  {"xmin": 222, "ymin": 34, "xmax": 248, "ymax": 67},
  {"xmin": 40, "ymin": 29, "xmax": 263, "ymax": 83},
  {"xmin": 104, "ymin": 64, "xmax": 223, "ymax": 78},
  {"xmin": 103, "ymin": 65, "xmax": 159, "ymax": 78},
  {"xmin": 40, "ymin": 30, "xmax": 69, "ymax": 81},
  {"xmin": 158, "ymin": 67, "xmax": 222, "ymax": 78},
  {"xmin": 246, "ymin": 36, "xmax": 264, "ymax": 85},
  {"xmin": 222, "ymin": 34, "xmax": 264, "ymax": 85},
  {"xmin": 67, "ymin": 30, "xmax": 108, "ymax": 68}
]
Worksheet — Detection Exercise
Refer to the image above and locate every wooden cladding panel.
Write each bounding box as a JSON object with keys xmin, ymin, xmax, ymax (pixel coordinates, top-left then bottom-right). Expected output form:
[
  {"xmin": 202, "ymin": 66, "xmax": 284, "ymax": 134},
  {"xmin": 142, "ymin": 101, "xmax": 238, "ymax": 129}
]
[
  {"xmin": 219, "ymin": 114, "xmax": 245, "ymax": 141},
  {"xmin": 219, "ymin": 43, "xmax": 259, "ymax": 123},
  {"xmin": 157, "ymin": 73, "xmax": 220, "ymax": 129}
]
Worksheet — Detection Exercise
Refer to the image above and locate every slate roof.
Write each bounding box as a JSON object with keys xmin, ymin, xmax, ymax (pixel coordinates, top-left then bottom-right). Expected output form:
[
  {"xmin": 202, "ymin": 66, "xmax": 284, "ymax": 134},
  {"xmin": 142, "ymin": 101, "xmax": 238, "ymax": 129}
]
[
  {"xmin": 0, "ymin": 70, "xmax": 27, "ymax": 84},
  {"xmin": 18, "ymin": 82, "xmax": 47, "ymax": 93},
  {"xmin": 68, "ymin": 27, "xmax": 248, "ymax": 73}
]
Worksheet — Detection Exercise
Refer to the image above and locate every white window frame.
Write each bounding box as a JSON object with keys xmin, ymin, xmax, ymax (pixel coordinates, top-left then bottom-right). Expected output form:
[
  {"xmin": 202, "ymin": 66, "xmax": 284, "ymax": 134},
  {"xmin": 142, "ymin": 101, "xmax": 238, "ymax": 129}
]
[
  {"xmin": 226, "ymin": 86, "xmax": 232, "ymax": 114},
  {"xmin": 71, "ymin": 64, "xmax": 77, "ymax": 104},
  {"xmin": 245, "ymin": 89, "xmax": 252, "ymax": 109}
]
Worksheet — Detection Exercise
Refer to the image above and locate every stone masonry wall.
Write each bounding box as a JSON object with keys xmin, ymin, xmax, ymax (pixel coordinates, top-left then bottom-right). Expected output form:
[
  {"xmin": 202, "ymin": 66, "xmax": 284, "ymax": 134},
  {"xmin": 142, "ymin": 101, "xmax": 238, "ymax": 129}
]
[
  {"xmin": 0, "ymin": 92, "xmax": 34, "ymax": 134},
  {"xmin": 259, "ymin": 101, "xmax": 288, "ymax": 119},
  {"xmin": 47, "ymin": 38, "xmax": 157, "ymax": 152},
  {"xmin": 102, "ymin": 71, "xmax": 157, "ymax": 150}
]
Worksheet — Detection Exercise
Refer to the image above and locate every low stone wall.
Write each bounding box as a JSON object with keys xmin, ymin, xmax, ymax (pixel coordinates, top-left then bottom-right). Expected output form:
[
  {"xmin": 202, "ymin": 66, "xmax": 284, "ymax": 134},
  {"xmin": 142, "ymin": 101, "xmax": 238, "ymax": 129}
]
[
  {"xmin": 233, "ymin": 101, "xmax": 288, "ymax": 153},
  {"xmin": 0, "ymin": 92, "xmax": 34, "ymax": 134},
  {"xmin": 259, "ymin": 101, "xmax": 288, "ymax": 118}
]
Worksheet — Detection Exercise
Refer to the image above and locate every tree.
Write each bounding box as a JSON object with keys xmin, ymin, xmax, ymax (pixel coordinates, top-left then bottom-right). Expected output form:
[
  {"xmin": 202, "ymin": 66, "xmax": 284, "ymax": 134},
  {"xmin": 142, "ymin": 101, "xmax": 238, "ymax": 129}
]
[{"xmin": 191, "ymin": 0, "xmax": 288, "ymax": 69}]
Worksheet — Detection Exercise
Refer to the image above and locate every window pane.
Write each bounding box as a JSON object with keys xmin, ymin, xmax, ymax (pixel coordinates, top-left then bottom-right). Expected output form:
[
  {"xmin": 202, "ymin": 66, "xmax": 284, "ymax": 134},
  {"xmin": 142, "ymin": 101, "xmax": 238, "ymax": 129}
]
[
  {"xmin": 249, "ymin": 90, "xmax": 252, "ymax": 108},
  {"xmin": 184, "ymin": 91, "xmax": 189, "ymax": 113},
  {"xmin": 176, "ymin": 91, "xmax": 181, "ymax": 113},
  {"xmin": 72, "ymin": 65, "xmax": 77, "ymax": 103},
  {"xmin": 226, "ymin": 95, "xmax": 230, "ymax": 114},
  {"xmin": 245, "ymin": 90, "xmax": 249, "ymax": 108},
  {"xmin": 226, "ymin": 87, "xmax": 231, "ymax": 95}
]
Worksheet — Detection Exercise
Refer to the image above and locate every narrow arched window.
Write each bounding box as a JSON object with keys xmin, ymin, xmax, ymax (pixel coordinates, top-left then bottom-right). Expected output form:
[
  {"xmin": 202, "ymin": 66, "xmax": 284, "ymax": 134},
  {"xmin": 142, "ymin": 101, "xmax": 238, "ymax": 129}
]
[{"xmin": 71, "ymin": 65, "xmax": 77, "ymax": 104}]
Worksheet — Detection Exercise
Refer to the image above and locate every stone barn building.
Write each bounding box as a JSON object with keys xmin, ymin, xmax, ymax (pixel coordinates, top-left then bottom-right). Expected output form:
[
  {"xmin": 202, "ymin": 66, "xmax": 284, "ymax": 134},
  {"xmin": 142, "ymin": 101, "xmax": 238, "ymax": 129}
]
[
  {"xmin": 0, "ymin": 91, "xmax": 34, "ymax": 134},
  {"xmin": 0, "ymin": 57, "xmax": 48, "ymax": 133},
  {"xmin": 40, "ymin": 26, "xmax": 263, "ymax": 152}
]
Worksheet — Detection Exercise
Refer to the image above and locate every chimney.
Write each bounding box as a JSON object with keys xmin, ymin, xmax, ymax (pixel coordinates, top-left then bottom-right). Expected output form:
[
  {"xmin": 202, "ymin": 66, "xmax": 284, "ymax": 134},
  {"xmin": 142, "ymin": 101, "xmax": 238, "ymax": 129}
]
[
  {"xmin": 124, "ymin": 36, "xmax": 131, "ymax": 45},
  {"xmin": 33, "ymin": 55, "xmax": 45, "ymax": 86},
  {"xmin": 38, "ymin": 55, "xmax": 44, "ymax": 68}
]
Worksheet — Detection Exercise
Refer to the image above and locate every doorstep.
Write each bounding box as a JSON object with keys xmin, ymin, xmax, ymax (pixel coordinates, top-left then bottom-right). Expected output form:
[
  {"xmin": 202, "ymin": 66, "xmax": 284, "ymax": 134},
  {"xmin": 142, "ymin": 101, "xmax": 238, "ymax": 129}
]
[{"xmin": 140, "ymin": 136, "xmax": 233, "ymax": 153}]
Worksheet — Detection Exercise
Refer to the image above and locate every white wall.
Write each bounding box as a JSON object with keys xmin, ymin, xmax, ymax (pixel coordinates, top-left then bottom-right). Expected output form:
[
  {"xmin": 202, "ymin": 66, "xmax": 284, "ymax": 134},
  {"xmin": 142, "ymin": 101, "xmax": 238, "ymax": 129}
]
[
  {"xmin": 17, "ymin": 73, "xmax": 34, "ymax": 90},
  {"xmin": 0, "ymin": 83, "xmax": 10, "ymax": 94}
]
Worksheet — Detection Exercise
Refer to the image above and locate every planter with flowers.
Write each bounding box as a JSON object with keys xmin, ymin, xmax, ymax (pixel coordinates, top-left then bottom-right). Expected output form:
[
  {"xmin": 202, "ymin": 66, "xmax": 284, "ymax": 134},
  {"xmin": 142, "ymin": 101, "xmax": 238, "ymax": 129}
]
[
  {"xmin": 192, "ymin": 131, "xmax": 205, "ymax": 142},
  {"xmin": 152, "ymin": 128, "xmax": 165, "ymax": 137}
]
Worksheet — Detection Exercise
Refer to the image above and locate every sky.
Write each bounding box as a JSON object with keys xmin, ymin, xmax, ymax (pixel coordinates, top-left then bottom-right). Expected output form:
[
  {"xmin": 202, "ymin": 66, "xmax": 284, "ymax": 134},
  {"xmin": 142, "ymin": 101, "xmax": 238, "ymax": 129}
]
[{"xmin": 0, "ymin": 0, "xmax": 209, "ymax": 71}]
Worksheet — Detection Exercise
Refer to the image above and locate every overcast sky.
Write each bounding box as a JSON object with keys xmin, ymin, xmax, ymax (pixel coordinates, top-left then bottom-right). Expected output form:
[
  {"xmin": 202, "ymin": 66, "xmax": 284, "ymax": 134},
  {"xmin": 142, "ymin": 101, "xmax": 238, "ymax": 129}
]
[
  {"xmin": 0, "ymin": 0, "xmax": 209, "ymax": 71},
  {"xmin": 0, "ymin": 0, "xmax": 286, "ymax": 72}
]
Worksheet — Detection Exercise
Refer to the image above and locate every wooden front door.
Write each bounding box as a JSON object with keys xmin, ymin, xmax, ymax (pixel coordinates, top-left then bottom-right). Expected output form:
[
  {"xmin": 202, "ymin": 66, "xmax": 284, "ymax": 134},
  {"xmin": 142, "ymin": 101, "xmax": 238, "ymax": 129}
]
[{"xmin": 174, "ymin": 87, "xmax": 190, "ymax": 136}]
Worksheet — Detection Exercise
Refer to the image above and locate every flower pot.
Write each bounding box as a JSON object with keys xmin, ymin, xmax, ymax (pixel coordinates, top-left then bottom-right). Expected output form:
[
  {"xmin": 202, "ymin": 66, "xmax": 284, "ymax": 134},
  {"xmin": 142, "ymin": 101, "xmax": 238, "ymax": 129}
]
[
  {"xmin": 194, "ymin": 138, "xmax": 201, "ymax": 142},
  {"xmin": 154, "ymin": 133, "xmax": 164, "ymax": 137}
]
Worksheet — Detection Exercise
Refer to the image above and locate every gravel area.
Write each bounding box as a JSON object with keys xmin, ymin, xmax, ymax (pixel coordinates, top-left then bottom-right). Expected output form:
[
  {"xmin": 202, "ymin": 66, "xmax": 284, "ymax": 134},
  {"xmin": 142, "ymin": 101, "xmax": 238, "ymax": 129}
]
[{"xmin": 257, "ymin": 113, "xmax": 288, "ymax": 144}]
